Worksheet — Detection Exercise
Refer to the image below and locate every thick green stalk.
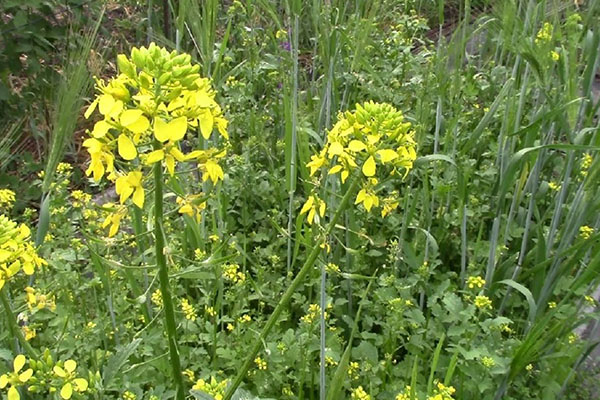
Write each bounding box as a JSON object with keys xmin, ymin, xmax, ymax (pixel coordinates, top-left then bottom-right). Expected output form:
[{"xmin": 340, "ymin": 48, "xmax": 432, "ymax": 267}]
[
  {"xmin": 154, "ymin": 160, "xmax": 185, "ymax": 400},
  {"xmin": 1, "ymin": 288, "xmax": 39, "ymax": 358},
  {"xmin": 223, "ymin": 177, "xmax": 361, "ymax": 400}
]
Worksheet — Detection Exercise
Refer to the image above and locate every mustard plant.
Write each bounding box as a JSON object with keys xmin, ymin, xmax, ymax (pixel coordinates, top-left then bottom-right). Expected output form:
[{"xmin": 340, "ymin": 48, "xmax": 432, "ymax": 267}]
[
  {"xmin": 224, "ymin": 101, "xmax": 417, "ymax": 399},
  {"xmin": 83, "ymin": 43, "xmax": 229, "ymax": 399}
]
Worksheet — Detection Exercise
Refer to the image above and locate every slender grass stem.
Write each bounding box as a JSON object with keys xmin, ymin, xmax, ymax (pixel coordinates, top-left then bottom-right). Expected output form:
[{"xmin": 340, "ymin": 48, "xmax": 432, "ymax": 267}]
[
  {"xmin": 154, "ymin": 158, "xmax": 185, "ymax": 400},
  {"xmin": 223, "ymin": 176, "xmax": 361, "ymax": 400}
]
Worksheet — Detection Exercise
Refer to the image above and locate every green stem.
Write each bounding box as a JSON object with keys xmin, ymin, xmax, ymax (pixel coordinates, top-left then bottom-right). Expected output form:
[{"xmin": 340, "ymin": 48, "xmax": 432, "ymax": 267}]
[
  {"xmin": 223, "ymin": 177, "xmax": 360, "ymax": 400},
  {"xmin": 0, "ymin": 288, "xmax": 39, "ymax": 358},
  {"xmin": 154, "ymin": 159, "xmax": 185, "ymax": 400}
]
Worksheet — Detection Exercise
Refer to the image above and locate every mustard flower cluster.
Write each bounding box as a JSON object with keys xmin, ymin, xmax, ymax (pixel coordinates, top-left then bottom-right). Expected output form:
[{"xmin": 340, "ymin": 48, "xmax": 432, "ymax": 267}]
[
  {"xmin": 300, "ymin": 303, "xmax": 329, "ymax": 324},
  {"xmin": 1, "ymin": 353, "xmax": 90, "ymax": 400},
  {"xmin": 222, "ymin": 263, "xmax": 245, "ymax": 284},
  {"xmin": 535, "ymin": 22, "xmax": 553, "ymax": 44},
  {"xmin": 0, "ymin": 215, "xmax": 47, "ymax": 290},
  {"xmin": 351, "ymin": 386, "xmax": 371, "ymax": 400},
  {"xmin": 24, "ymin": 286, "xmax": 57, "ymax": 312},
  {"xmin": 467, "ymin": 276, "xmax": 485, "ymax": 289},
  {"xmin": 180, "ymin": 298, "xmax": 197, "ymax": 321},
  {"xmin": 254, "ymin": 356, "xmax": 267, "ymax": 370},
  {"xmin": 579, "ymin": 225, "xmax": 594, "ymax": 240},
  {"xmin": 82, "ymin": 43, "xmax": 228, "ymax": 236},
  {"xmin": 301, "ymin": 101, "xmax": 416, "ymax": 223},
  {"xmin": 0, "ymin": 189, "xmax": 16, "ymax": 211},
  {"xmin": 192, "ymin": 376, "xmax": 227, "ymax": 400},
  {"xmin": 474, "ymin": 295, "xmax": 493, "ymax": 310}
]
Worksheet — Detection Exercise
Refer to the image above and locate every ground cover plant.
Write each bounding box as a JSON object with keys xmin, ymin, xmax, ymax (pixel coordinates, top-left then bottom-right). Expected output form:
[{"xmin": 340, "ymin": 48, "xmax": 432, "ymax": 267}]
[{"xmin": 1, "ymin": 0, "xmax": 600, "ymax": 399}]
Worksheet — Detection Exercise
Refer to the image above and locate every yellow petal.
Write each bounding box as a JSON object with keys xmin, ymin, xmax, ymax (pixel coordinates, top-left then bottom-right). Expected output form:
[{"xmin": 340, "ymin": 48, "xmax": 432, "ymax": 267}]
[
  {"xmin": 0, "ymin": 374, "xmax": 8, "ymax": 388},
  {"xmin": 145, "ymin": 149, "xmax": 165, "ymax": 164},
  {"xmin": 362, "ymin": 155, "xmax": 376, "ymax": 177},
  {"xmin": 328, "ymin": 142, "xmax": 344, "ymax": 157},
  {"xmin": 166, "ymin": 155, "xmax": 175, "ymax": 176},
  {"xmin": 53, "ymin": 365, "xmax": 67, "ymax": 378},
  {"xmin": 120, "ymin": 109, "xmax": 143, "ymax": 126},
  {"xmin": 347, "ymin": 140, "xmax": 366, "ymax": 152},
  {"xmin": 118, "ymin": 135, "xmax": 137, "ymax": 160},
  {"xmin": 14, "ymin": 355, "xmax": 26, "ymax": 373},
  {"xmin": 196, "ymin": 91, "xmax": 214, "ymax": 107},
  {"xmin": 22, "ymin": 263, "xmax": 34, "ymax": 275},
  {"xmin": 167, "ymin": 116, "xmax": 188, "ymax": 142},
  {"xmin": 169, "ymin": 147, "xmax": 185, "ymax": 162},
  {"xmin": 205, "ymin": 159, "xmax": 223, "ymax": 184},
  {"xmin": 376, "ymin": 149, "xmax": 399, "ymax": 163},
  {"xmin": 91, "ymin": 120, "xmax": 111, "ymax": 138},
  {"xmin": 300, "ymin": 196, "xmax": 314, "ymax": 215},
  {"xmin": 355, "ymin": 189, "xmax": 367, "ymax": 205},
  {"xmin": 328, "ymin": 165, "xmax": 342, "ymax": 175},
  {"xmin": 64, "ymin": 360, "xmax": 77, "ymax": 374},
  {"xmin": 199, "ymin": 111, "xmax": 214, "ymax": 139},
  {"xmin": 179, "ymin": 203, "xmax": 193, "ymax": 216},
  {"xmin": 127, "ymin": 115, "xmax": 150, "ymax": 134},
  {"xmin": 132, "ymin": 185, "xmax": 145, "ymax": 208},
  {"xmin": 8, "ymin": 386, "xmax": 20, "ymax": 400},
  {"xmin": 73, "ymin": 378, "xmax": 88, "ymax": 392},
  {"xmin": 18, "ymin": 368, "xmax": 33, "ymax": 383},
  {"xmin": 84, "ymin": 98, "xmax": 99, "ymax": 119},
  {"xmin": 154, "ymin": 117, "xmax": 170, "ymax": 142},
  {"xmin": 319, "ymin": 200, "xmax": 326, "ymax": 217},
  {"xmin": 98, "ymin": 95, "xmax": 115, "ymax": 115},
  {"xmin": 61, "ymin": 382, "xmax": 73, "ymax": 399},
  {"xmin": 364, "ymin": 195, "xmax": 374, "ymax": 211}
]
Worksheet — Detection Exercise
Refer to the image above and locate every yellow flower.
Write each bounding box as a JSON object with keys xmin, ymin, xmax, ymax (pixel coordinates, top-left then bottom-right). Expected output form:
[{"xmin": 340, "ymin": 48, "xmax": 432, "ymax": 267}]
[
  {"xmin": 351, "ymin": 386, "xmax": 371, "ymax": 400},
  {"xmin": 122, "ymin": 391, "xmax": 137, "ymax": 400},
  {"xmin": 474, "ymin": 295, "xmax": 492, "ymax": 310},
  {"xmin": 115, "ymin": 171, "xmax": 145, "ymax": 208},
  {"xmin": 355, "ymin": 178, "xmax": 380, "ymax": 212},
  {"xmin": 254, "ymin": 356, "xmax": 267, "ymax": 370},
  {"xmin": 101, "ymin": 204, "xmax": 127, "ymax": 237},
  {"xmin": 181, "ymin": 298, "xmax": 197, "ymax": 321},
  {"xmin": 0, "ymin": 189, "xmax": 16, "ymax": 211},
  {"xmin": 192, "ymin": 376, "xmax": 228, "ymax": 400},
  {"xmin": 0, "ymin": 355, "xmax": 33, "ymax": 400},
  {"xmin": 579, "ymin": 225, "xmax": 594, "ymax": 239},
  {"xmin": 176, "ymin": 194, "xmax": 206, "ymax": 222},
  {"xmin": 550, "ymin": 50, "xmax": 560, "ymax": 61},
  {"xmin": 548, "ymin": 301, "xmax": 557, "ymax": 309},
  {"xmin": 53, "ymin": 360, "xmax": 89, "ymax": 399},
  {"xmin": 0, "ymin": 216, "xmax": 46, "ymax": 290},
  {"xmin": 467, "ymin": 276, "xmax": 486, "ymax": 289},
  {"xmin": 300, "ymin": 195, "xmax": 326, "ymax": 225}
]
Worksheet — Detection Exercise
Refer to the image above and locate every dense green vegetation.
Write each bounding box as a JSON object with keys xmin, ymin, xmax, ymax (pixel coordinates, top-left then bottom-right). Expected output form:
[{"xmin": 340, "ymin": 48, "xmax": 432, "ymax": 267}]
[{"xmin": 1, "ymin": 1, "xmax": 599, "ymax": 399}]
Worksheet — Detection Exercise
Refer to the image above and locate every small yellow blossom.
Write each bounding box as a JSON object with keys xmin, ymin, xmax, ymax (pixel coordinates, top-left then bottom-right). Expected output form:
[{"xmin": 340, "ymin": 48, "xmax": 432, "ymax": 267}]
[
  {"xmin": 181, "ymin": 298, "xmax": 197, "ymax": 321},
  {"xmin": 183, "ymin": 369, "xmax": 196, "ymax": 382},
  {"xmin": 550, "ymin": 50, "xmax": 560, "ymax": 61},
  {"xmin": 122, "ymin": 391, "xmax": 137, "ymax": 400},
  {"xmin": 481, "ymin": 356, "xmax": 495, "ymax": 368},
  {"xmin": 0, "ymin": 355, "xmax": 33, "ymax": 400},
  {"xmin": 151, "ymin": 289, "xmax": 163, "ymax": 307},
  {"xmin": 205, "ymin": 306, "xmax": 217, "ymax": 317},
  {"xmin": 548, "ymin": 301, "xmax": 557, "ymax": 309},
  {"xmin": 579, "ymin": 225, "xmax": 594, "ymax": 239},
  {"xmin": 351, "ymin": 386, "xmax": 371, "ymax": 400},
  {"xmin": 300, "ymin": 195, "xmax": 326, "ymax": 225},
  {"xmin": 548, "ymin": 181, "xmax": 561, "ymax": 191},
  {"xmin": 192, "ymin": 376, "xmax": 227, "ymax": 400},
  {"xmin": 474, "ymin": 295, "xmax": 492, "ymax": 310},
  {"xmin": 467, "ymin": 276, "xmax": 485, "ymax": 289},
  {"xmin": 254, "ymin": 356, "xmax": 267, "ymax": 370}
]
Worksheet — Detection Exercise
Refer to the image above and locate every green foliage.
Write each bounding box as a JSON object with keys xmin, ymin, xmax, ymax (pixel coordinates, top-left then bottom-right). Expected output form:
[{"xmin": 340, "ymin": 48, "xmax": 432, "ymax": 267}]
[{"xmin": 1, "ymin": 1, "xmax": 600, "ymax": 400}]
